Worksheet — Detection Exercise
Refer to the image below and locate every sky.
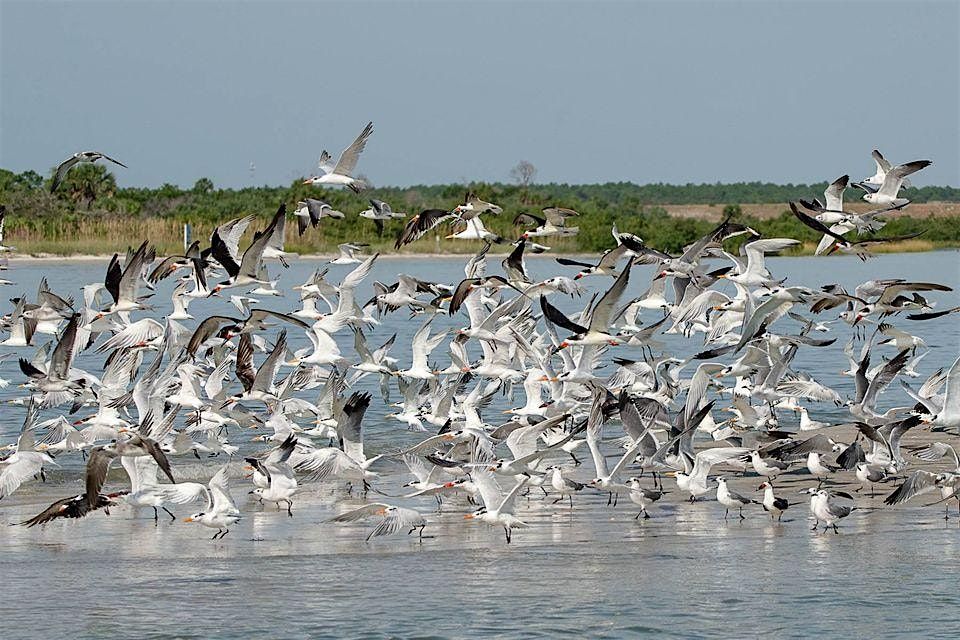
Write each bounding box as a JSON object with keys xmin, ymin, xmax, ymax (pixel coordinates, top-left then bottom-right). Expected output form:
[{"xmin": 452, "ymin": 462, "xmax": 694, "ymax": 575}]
[{"xmin": 1, "ymin": 0, "xmax": 957, "ymax": 189}]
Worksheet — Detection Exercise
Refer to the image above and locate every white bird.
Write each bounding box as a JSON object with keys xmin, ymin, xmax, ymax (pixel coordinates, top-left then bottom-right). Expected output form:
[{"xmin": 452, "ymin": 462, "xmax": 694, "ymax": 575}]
[
  {"xmin": 328, "ymin": 503, "xmax": 427, "ymax": 541},
  {"xmin": 184, "ymin": 466, "xmax": 242, "ymax": 539},
  {"xmin": 50, "ymin": 151, "xmax": 127, "ymax": 192},
  {"xmin": 463, "ymin": 469, "xmax": 529, "ymax": 543},
  {"xmin": 330, "ymin": 243, "xmax": 369, "ymax": 265},
  {"xmin": 862, "ymin": 160, "xmax": 931, "ymax": 207},
  {"xmin": 303, "ymin": 122, "xmax": 374, "ymax": 192}
]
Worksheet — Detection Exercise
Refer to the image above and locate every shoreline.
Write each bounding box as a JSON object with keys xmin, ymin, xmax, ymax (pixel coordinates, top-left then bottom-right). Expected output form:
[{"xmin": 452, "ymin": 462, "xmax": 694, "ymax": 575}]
[{"xmin": 6, "ymin": 246, "xmax": 959, "ymax": 263}]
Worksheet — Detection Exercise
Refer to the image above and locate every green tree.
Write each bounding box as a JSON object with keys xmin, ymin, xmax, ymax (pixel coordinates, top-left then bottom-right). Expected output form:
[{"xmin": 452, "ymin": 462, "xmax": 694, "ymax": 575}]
[
  {"xmin": 55, "ymin": 163, "xmax": 117, "ymax": 209},
  {"xmin": 193, "ymin": 177, "xmax": 214, "ymax": 194}
]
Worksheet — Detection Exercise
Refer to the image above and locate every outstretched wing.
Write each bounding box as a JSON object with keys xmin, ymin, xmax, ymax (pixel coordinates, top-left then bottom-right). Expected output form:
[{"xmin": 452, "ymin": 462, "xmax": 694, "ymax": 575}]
[{"xmin": 333, "ymin": 122, "xmax": 373, "ymax": 176}]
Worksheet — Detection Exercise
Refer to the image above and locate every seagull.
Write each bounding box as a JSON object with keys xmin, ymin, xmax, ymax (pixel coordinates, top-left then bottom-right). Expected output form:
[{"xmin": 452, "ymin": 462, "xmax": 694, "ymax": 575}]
[
  {"xmin": 716, "ymin": 477, "xmax": 753, "ymax": 520},
  {"xmin": 861, "ymin": 159, "xmax": 932, "ymax": 207},
  {"xmin": 303, "ymin": 122, "xmax": 373, "ymax": 192},
  {"xmin": 330, "ymin": 243, "xmax": 369, "ymax": 265},
  {"xmin": 328, "ymin": 503, "xmax": 427, "ymax": 541},
  {"xmin": 0, "ymin": 408, "xmax": 56, "ymax": 500},
  {"xmin": 50, "ymin": 151, "xmax": 127, "ymax": 192},
  {"xmin": 758, "ymin": 481, "xmax": 789, "ymax": 521},
  {"xmin": 515, "ymin": 207, "xmax": 580, "ymax": 238},
  {"xmin": 858, "ymin": 149, "xmax": 914, "ymax": 192},
  {"xmin": 808, "ymin": 488, "xmax": 855, "ymax": 534},
  {"xmin": 293, "ymin": 199, "xmax": 345, "ymax": 235},
  {"xmin": 19, "ymin": 491, "xmax": 128, "ymax": 527},
  {"xmin": 184, "ymin": 466, "xmax": 242, "ymax": 539},
  {"xmin": 624, "ymin": 478, "xmax": 664, "ymax": 519},
  {"xmin": 463, "ymin": 469, "xmax": 529, "ymax": 543},
  {"xmin": 359, "ymin": 199, "xmax": 404, "ymax": 236},
  {"xmin": 918, "ymin": 355, "xmax": 960, "ymax": 430}
]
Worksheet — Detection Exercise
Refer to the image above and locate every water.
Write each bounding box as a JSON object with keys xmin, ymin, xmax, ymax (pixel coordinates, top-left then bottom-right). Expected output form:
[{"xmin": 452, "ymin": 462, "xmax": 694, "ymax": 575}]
[{"xmin": 1, "ymin": 251, "xmax": 959, "ymax": 639}]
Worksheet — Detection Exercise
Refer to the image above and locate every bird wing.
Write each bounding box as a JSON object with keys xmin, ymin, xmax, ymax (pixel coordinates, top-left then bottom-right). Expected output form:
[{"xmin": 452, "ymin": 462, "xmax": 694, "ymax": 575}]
[
  {"xmin": 395, "ymin": 209, "xmax": 455, "ymax": 249},
  {"xmin": 236, "ymin": 334, "xmax": 256, "ymax": 392},
  {"xmin": 95, "ymin": 318, "xmax": 164, "ymax": 353},
  {"xmin": 156, "ymin": 481, "xmax": 208, "ymax": 505},
  {"xmin": 823, "ymin": 175, "xmax": 848, "ymax": 211},
  {"xmin": 252, "ymin": 330, "xmax": 287, "ymax": 393},
  {"xmin": 498, "ymin": 475, "xmax": 530, "ymax": 514},
  {"xmin": 542, "ymin": 207, "xmax": 578, "ymax": 227},
  {"xmin": 327, "ymin": 502, "xmax": 392, "ymax": 523},
  {"xmin": 333, "ymin": 121, "xmax": 373, "ymax": 176},
  {"xmin": 368, "ymin": 507, "xmax": 424, "ymax": 538},
  {"xmin": 339, "ymin": 392, "xmax": 371, "ymax": 462},
  {"xmin": 470, "ymin": 467, "xmax": 504, "ymax": 509},
  {"xmin": 539, "ymin": 296, "xmax": 588, "ymax": 335},
  {"xmin": 208, "ymin": 466, "xmax": 238, "ymax": 513},
  {"xmin": 588, "ymin": 262, "xmax": 631, "ymax": 331},
  {"xmin": 83, "ymin": 447, "xmax": 117, "ymax": 507},
  {"xmin": 878, "ymin": 160, "xmax": 930, "ymax": 198},
  {"xmin": 239, "ymin": 207, "xmax": 284, "ymax": 278},
  {"xmin": 883, "ymin": 470, "xmax": 940, "ymax": 505},
  {"xmin": 49, "ymin": 313, "xmax": 81, "ymax": 380},
  {"xmin": 690, "ymin": 447, "xmax": 749, "ymax": 484},
  {"xmin": 940, "ymin": 355, "xmax": 960, "ymax": 419},
  {"xmin": 50, "ymin": 155, "xmax": 81, "ymax": 192}
]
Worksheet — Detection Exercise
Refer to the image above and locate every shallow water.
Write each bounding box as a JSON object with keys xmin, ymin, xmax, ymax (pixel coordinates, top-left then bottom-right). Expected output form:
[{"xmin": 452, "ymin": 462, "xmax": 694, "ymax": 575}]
[{"xmin": 1, "ymin": 251, "xmax": 959, "ymax": 639}]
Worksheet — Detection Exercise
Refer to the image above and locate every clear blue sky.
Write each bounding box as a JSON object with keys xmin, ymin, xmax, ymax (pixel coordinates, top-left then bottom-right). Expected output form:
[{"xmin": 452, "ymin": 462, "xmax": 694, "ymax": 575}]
[{"xmin": 1, "ymin": 0, "xmax": 957, "ymax": 189}]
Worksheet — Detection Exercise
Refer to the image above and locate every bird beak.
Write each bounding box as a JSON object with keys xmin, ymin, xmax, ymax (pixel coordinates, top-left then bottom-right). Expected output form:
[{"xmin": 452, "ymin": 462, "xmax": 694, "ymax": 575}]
[
  {"xmin": 574, "ymin": 273, "xmax": 583, "ymax": 280},
  {"xmin": 183, "ymin": 517, "xmax": 194, "ymax": 522},
  {"xmin": 487, "ymin": 467, "xmax": 497, "ymax": 472},
  {"xmin": 664, "ymin": 472, "xmax": 677, "ymax": 478},
  {"xmin": 302, "ymin": 179, "xmax": 312, "ymax": 185},
  {"xmin": 558, "ymin": 341, "xmax": 569, "ymax": 350},
  {"xmin": 463, "ymin": 514, "xmax": 474, "ymax": 520}
]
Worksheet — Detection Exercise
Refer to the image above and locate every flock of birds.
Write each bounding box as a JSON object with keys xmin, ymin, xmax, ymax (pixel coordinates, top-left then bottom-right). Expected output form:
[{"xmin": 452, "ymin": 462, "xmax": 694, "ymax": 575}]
[{"xmin": 2, "ymin": 126, "xmax": 958, "ymax": 545}]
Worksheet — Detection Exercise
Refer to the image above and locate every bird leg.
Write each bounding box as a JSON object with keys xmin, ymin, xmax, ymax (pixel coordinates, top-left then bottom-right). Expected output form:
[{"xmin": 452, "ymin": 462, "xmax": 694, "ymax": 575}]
[
  {"xmin": 832, "ymin": 524, "xmax": 839, "ymax": 534},
  {"xmin": 606, "ymin": 492, "xmax": 612, "ymax": 506},
  {"xmin": 211, "ymin": 529, "xmax": 222, "ymax": 540},
  {"xmin": 163, "ymin": 506, "xmax": 176, "ymax": 521},
  {"xmin": 40, "ymin": 469, "xmax": 46, "ymax": 483},
  {"xmin": 613, "ymin": 492, "xmax": 619, "ymax": 507},
  {"xmin": 810, "ymin": 520, "xmax": 819, "ymax": 531},
  {"xmin": 286, "ymin": 500, "xmax": 293, "ymax": 517},
  {"xmin": 569, "ymin": 452, "xmax": 581, "ymax": 466},
  {"xmin": 739, "ymin": 507, "xmax": 745, "ymax": 521},
  {"xmin": 724, "ymin": 508, "xmax": 729, "ymax": 520},
  {"xmin": 568, "ymin": 495, "xmax": 573, "ymax": 509},
  {"xmin": 504, "ymin": 527, "xmax": 511, "ymax": 544},
  {"xmin": 540, "ymin": 486, "xmax": 548, "ymax": 497}
]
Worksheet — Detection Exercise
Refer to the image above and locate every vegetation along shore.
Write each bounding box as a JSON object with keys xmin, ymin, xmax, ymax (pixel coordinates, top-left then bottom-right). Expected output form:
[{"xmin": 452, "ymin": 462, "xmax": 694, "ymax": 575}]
[{"xmin": 2, "ymin": 165, "xmax": 958, "ymax": 257}]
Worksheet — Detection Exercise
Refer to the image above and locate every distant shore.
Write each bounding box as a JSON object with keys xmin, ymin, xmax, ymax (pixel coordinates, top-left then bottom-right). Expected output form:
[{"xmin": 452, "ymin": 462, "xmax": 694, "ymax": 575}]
[{"xmin": 6, "ymin": 242, "xmax": 957, "ymax": 263}]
